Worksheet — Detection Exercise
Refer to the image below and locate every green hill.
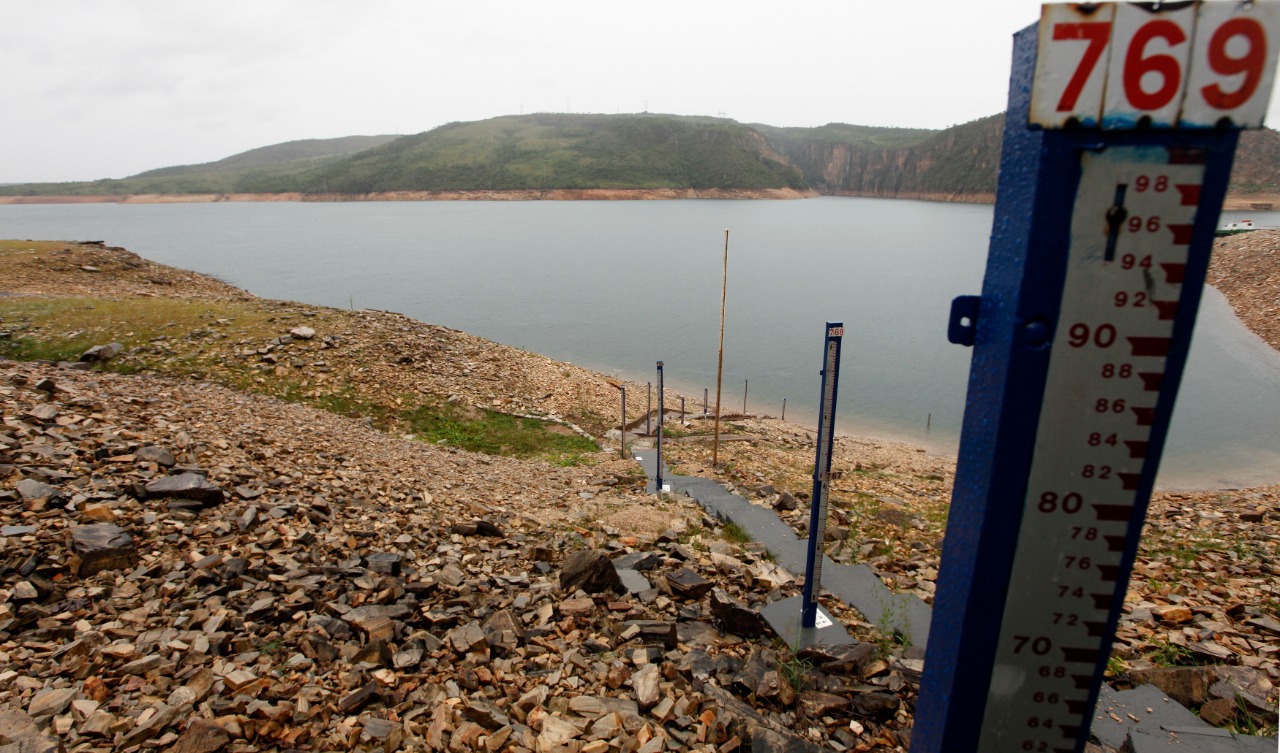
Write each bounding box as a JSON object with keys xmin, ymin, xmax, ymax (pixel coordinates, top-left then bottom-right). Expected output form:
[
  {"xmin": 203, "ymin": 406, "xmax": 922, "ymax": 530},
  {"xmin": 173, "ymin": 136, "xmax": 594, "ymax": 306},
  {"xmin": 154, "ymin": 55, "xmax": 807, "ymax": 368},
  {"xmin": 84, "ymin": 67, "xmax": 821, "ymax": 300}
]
[
  {"xmin": 5, "ymin": 113, "xmax": 1280, "ymax": 199},
  {"xmin": 293, "ymin": 114, "xmax": 806, "ymax": 192},
  {"xmin": 132, "ymin": 135, "xmax": 399, "ymax": 178},
  {"xmin": 2, "ymin": 135, "xmax": 398, "ymax": 196}
]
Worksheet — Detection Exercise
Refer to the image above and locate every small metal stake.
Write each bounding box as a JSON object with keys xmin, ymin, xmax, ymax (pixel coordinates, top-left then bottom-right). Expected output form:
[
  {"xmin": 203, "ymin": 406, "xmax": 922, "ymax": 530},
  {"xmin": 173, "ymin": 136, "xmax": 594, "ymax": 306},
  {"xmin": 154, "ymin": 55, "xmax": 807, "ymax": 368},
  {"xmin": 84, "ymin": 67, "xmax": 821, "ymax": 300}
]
[
  {"xmin": 646, "ymin": 382, "xmax": 652, "ymax": 436},
  {"xmin": 608, "ymin": 380, "xmax": 627, "ymax": 460}
]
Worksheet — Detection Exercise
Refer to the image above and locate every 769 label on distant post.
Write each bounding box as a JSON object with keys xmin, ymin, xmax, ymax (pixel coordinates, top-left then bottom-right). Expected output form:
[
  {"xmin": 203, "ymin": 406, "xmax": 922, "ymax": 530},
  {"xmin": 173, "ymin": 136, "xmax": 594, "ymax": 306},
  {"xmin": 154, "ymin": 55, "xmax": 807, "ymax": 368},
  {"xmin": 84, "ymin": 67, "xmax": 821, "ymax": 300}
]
[{"xmin": 1031, "ymin": 1, "xmax": 1280, "ymax": 129}]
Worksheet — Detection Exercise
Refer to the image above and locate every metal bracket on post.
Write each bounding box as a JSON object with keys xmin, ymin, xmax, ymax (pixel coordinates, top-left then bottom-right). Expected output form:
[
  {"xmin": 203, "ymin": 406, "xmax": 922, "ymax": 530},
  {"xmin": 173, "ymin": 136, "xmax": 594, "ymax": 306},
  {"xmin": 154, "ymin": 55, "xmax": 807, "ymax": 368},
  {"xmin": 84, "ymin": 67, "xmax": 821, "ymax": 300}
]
[
  {"xmin": 914, "ymin": 4, "xmax": 1276, "ymax": 752},
  {"xmin": 763, "ymin": 322, "xmax": 855, "ymax": 648}
]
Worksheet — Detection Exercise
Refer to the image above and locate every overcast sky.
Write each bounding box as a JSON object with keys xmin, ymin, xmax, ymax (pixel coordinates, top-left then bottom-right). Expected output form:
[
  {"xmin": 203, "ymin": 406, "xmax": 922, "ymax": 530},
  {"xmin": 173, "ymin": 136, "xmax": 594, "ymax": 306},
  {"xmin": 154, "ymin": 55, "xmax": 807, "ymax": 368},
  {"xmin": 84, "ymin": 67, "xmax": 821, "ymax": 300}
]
[{"xmin": 6, "ymin": 0, "xmax": 1280, "ymax": 184}]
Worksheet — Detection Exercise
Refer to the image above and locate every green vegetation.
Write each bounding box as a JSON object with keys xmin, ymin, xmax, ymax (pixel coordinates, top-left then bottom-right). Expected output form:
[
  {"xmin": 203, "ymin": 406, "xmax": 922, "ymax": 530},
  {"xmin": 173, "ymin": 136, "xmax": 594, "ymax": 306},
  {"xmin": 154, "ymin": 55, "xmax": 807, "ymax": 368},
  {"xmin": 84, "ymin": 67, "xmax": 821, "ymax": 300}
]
[
  {"xmin": 6, "ymin": 113, "xmax": 1278, "ymax": 197},
  {"xmin": 0, "ymin": 136, "xmax": 398, "ymax": 196},
  {"xmin": 661, "ymin": 423, "xmax": 711, "ymax": 439},
  {"xmin": 402, "ymin": 400, "xmax": 598, "ymax": 461},
  {"xmin": 720, "ymin": 521, "xmax": 752, "ymax": 544},
  {"xmin": 1144, "ymin": 640, "xmax": 1194, "ymax": 667},
  {"xmin": 874, "ymin": 592, "xmax": 913, "ymax": 655},
  {"xmin": 777, "ymin": 648, "xmax": 814, "ymax": 693},
  {"xmin": 299, "ymin": 114, "xmax": 806, "ymax": 192},
  {"xmin": 0, "ymin": 293, "xmax": 598, "ymax": 465},
  {"xmin": 0, "ymin": 297, "xmax": 265, "ymax": 374}
]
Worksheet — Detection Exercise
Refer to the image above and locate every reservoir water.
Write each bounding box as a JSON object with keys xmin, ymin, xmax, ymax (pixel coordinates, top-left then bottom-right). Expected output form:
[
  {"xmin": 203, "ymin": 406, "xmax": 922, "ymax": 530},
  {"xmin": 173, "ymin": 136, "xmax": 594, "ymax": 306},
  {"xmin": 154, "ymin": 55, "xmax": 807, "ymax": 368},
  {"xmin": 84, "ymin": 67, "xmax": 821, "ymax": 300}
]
[{"xmin": 3, "ymin": 198, "xmax": 1279, "ymax": 489}]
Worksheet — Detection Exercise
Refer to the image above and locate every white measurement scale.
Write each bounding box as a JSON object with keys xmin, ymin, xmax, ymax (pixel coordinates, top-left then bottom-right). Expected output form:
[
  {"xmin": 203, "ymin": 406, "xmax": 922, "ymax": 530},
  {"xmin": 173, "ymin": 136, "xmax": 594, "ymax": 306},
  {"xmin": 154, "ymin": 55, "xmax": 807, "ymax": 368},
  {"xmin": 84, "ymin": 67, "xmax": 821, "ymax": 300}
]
[
  {"xmin": 979, "ymin": 144, "xmax": 1205, "ymax": 752},
  {"xmin": 914, "ymin": 4, "xmax": 1280, "ymax": 752}
]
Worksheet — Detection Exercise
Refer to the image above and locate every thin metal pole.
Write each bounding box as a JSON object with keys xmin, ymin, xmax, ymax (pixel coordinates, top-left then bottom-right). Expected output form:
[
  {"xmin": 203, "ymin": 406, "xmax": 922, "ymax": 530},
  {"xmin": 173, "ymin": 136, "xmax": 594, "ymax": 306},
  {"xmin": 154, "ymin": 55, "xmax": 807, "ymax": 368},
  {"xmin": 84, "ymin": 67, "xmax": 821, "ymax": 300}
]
[
  {"xmin": 656, "ymin": 361, "xmax": 664, "ymax": 493},
  {"xmin": 704, "ymin": 388, "xmax": 708, "ymax": 416},
  {"xmin": 782, "ymin": 398, "xmax": 787, "ymax": 421},
  {"xmin": 680, "ymin": 397, "xmax": 685, "ymax": 424},
  {"xmin": 713, "ymin": 229, "xmax": 728, "ymax": 465},
  {"xmin": 646, "ymin": 382, "xmax": 652, "ymax": 436},
  {"xmin": 802, "ymin": 323, "xmax": 844, "ymax": 629},
  {"xmin": 743, "ymin": 379, "xmax": 748, "ymax": 414},
  {"xmin": 620, "ymin": 388, "xmax": 627, "ymax": 459}
]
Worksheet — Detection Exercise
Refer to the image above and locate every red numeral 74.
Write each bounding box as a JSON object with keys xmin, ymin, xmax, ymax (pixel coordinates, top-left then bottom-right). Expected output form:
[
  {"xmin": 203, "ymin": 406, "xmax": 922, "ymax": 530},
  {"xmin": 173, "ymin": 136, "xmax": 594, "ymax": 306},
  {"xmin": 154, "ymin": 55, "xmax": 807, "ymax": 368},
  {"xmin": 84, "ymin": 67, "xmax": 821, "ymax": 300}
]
[{"xmin": 1054, "ymin": 22, "xmax": 1112, "ymax": 111}]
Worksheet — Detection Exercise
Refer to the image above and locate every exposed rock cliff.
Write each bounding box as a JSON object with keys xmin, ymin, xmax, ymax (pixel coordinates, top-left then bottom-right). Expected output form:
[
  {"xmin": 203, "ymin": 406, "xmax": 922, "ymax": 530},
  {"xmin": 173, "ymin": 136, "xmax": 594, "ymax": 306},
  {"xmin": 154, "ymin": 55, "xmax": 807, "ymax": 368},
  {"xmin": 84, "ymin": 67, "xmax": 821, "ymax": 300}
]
[{"xmin": 763, "ymin": 116, "xmax": 1003, "ymax": 201}]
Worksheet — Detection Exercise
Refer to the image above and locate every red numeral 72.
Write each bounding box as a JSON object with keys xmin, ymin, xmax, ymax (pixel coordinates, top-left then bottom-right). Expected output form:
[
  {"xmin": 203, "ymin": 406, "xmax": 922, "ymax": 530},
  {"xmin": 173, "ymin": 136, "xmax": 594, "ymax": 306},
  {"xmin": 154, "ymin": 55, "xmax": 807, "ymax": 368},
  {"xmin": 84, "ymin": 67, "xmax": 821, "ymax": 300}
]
[{"xmin": 1054, "ymin": 22, "xmax": 1113, "ymax": 111}]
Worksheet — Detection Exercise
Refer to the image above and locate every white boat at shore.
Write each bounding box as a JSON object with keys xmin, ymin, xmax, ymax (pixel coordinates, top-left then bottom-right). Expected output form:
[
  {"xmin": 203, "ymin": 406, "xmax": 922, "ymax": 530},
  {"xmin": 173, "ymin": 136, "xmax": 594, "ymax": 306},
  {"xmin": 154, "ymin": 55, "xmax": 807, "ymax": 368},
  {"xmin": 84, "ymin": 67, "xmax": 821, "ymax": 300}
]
[{"xmin": 1215, "ymin": 219, "xmax": 1262, "ymax": 236}]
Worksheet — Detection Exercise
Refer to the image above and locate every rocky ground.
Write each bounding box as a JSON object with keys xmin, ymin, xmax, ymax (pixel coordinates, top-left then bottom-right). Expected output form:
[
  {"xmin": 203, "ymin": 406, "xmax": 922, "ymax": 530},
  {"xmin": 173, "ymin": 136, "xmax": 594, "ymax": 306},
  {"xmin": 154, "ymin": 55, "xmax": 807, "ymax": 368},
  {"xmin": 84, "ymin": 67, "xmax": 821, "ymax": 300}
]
[
  {"xmin": 1, "ymin": 237, "xmax": 1277, "ymax": 751},
  {"xmin": 1208, "ymin": 228, "xmax": 1280, "ymax": 352}
]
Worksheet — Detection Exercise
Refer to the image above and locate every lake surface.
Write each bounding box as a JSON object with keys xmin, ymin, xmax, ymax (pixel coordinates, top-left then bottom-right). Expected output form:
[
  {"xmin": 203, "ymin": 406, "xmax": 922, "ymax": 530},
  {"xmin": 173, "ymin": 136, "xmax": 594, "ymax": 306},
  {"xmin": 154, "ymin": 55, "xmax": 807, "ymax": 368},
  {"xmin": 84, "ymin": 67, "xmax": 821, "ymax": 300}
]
[{"xmin": 4, "ymin": 198, "xmax": 1279, "ymax": 489}]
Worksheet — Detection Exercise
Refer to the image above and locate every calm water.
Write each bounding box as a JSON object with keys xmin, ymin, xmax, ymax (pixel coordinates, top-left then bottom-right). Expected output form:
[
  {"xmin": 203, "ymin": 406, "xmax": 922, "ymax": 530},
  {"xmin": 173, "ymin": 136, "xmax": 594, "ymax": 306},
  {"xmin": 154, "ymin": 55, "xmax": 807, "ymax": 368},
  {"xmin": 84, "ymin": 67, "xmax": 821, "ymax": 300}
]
[{"xmin": 3, "ymin": 198, "xmax": 1279, "ymax": 489}]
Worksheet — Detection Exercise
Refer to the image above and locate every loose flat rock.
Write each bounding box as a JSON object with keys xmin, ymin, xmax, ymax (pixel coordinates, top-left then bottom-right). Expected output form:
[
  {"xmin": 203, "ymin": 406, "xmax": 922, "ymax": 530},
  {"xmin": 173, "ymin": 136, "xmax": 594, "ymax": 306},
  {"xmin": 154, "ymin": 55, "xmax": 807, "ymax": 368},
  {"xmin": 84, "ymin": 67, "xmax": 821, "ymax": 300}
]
[
  {"xmin": 710, "ymin": 588, "xmax": 769, "ymax": 638},
  {"xmin": 366, "ymin": 552, "xmax": 403, "ymax": 575},
  {"xmin": 797, "ymin": 641, "xmax": 878, "ymax": 678},
  {"xmin": 145, "ymin": 473, "xmax": 225, "ymax": 506},
  {"xmin": 0, "ymin": 709, "xmax": 61, "ymax": 753},
  {"xmin": 79, "ymin": 342, "xmax": 123, "ymax": 362},
  {"xmin": 172, "ymin": 719, "xmax": 230, "ymax": 753},
  {"xmin": 1127, "ymin": 666, "xmax": 1215, "ymax": 707},
  {"xmin": 665, "ymin": 568, "xmax": 713, "ymax": 599},
  {"xmin": 27, "ymin": 687, "xmax": 77, "ymax": 717},
  {"xmin": 617, "ymin": 568, "xmax": 651, "ymax": 594},
  {"xmin": 560, "ymin": 549, "xmax": 623, "ymax": 594},
  {"xmin": 632, "ymin": 664, "xmax": 662, "ymax": 708},
  {"xmin": 134, "ymin": 445, "xmax": 177, "ymax": 466},
  {"xmin": 851, "ymin": 691, "xmax": 900, "ymax": 718},
  {"xmin": 16, "ymin": 478, "xmax": 59, "ymax": 502},
  {"xmin": 798, "ymin": 690, "xmax": 848, "ymax": 719},
  {"xmin": 69, "ymin": 523, "xmax": 136, "ymax": 577}
]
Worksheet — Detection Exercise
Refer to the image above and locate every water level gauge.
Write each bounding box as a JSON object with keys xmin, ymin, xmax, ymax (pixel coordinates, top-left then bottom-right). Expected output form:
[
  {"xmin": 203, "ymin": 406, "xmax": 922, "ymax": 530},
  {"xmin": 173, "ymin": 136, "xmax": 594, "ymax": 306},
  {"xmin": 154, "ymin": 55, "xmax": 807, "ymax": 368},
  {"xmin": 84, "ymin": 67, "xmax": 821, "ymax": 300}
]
[
  {"xmin": 913, "ymin": 3, "xmax": 1280, "ymax": 752},
  {"xmin": 978, "ymin": 144, "xmax": 1205, "ymax": 752}
]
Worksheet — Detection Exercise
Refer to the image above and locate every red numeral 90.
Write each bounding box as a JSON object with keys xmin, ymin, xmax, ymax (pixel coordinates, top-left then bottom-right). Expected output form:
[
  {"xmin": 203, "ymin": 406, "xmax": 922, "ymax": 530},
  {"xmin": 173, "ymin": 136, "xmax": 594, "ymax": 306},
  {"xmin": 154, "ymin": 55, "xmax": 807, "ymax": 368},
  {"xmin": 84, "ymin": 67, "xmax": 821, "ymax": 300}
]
[{"xmin": 1068, "ymin": 323, "xmax": 1117, "ymax": 348}]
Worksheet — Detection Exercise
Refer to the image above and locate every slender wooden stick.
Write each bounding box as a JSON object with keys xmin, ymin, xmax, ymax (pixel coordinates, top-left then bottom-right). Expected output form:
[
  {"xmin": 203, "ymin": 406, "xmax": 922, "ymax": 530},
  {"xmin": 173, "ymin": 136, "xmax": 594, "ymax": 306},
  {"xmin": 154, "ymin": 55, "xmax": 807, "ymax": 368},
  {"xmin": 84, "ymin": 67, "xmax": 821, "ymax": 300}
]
[{"xmin": 713, "ymin": 229, "xmax": 729, "ymax": 466}]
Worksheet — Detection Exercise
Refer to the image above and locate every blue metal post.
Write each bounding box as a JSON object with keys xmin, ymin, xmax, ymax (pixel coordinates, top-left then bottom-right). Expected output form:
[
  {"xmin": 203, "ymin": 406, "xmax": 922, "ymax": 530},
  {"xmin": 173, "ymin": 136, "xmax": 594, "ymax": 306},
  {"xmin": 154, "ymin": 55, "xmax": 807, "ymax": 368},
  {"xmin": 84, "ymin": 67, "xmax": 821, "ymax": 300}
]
[
  {"xmin": 800, "ymin": 323, "xmax": 844, "ymax": 629},
  {"xmin": 655, "ymin": 361, "xmax": 664, "ymax": 493},
  {"xmin": 913, "ymin": 14, "xmax": 1246, "ymax": 753}
]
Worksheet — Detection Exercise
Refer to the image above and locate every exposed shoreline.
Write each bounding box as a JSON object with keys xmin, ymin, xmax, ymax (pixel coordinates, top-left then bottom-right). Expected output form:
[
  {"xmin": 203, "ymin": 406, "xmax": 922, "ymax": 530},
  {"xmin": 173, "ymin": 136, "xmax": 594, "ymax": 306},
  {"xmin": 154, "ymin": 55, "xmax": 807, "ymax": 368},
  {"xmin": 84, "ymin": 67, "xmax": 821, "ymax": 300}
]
[
  {"xmin": 0, "ymin": 187, "xmax": 817, "ymax": 204},
  {"xmin": 3, "ymin": 188, "xmax": 1277, "ymax": 208}
]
